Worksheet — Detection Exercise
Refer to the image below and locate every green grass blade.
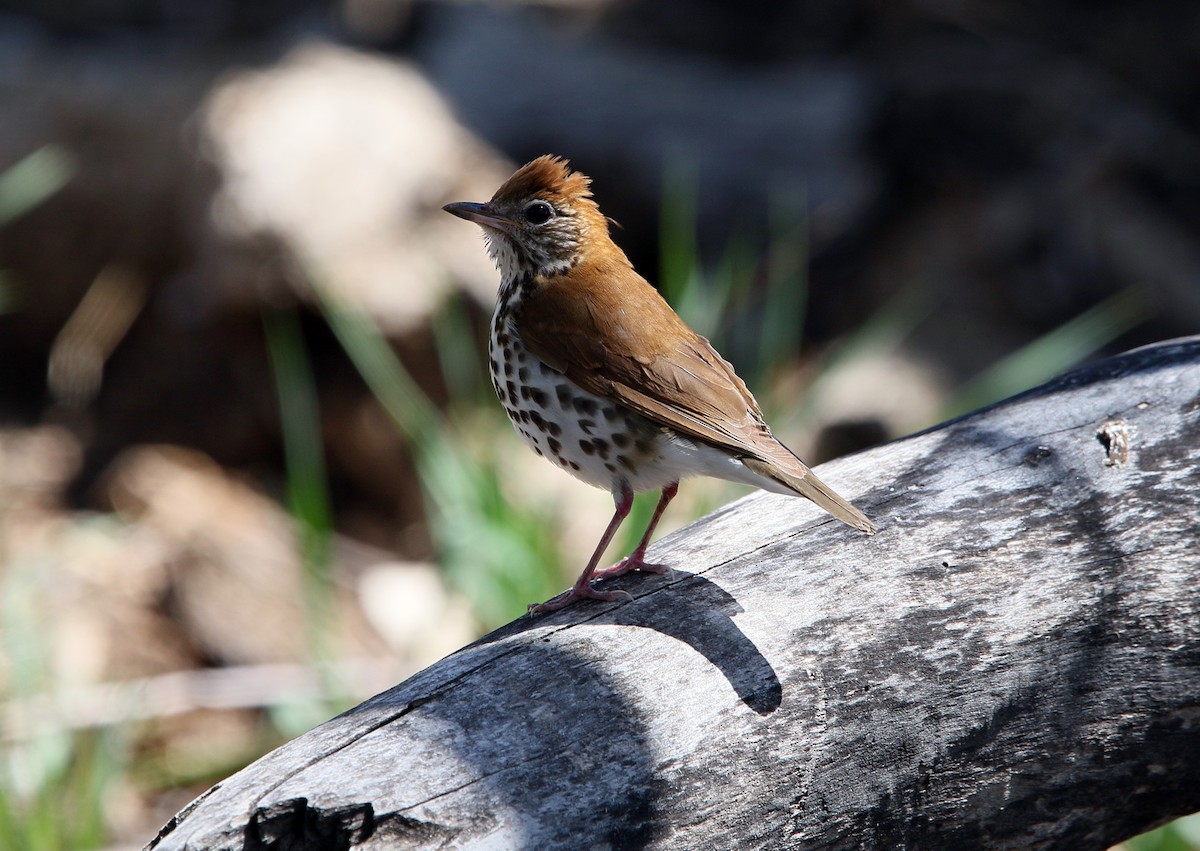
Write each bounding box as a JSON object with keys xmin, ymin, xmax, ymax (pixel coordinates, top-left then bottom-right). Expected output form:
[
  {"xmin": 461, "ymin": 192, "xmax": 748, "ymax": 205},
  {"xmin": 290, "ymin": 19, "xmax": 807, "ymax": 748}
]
[
  {"xmin": 318, "ymin": 293, "xmax": 444, "ymax": 453},
  {"xmin": 0, "ymin": 145, "xmax": 74, "ymax": 227},
  {"xmin": 784, "ymin": 281, "xmax": 937, "ymax": 426},
  {"xmin": 315, "ymin": 287, "xmax": 563, "ymax": 626},
  {"xmin": 432, "ymin": 295, "xmax": 486, "ymax": 406},
  {"xmin": 946, "ymin": 286, "xmax": 1150, "ymax": 417},
  {"xmin": 758, "ymin": 188, "xmax": 809, "ymax": 377},
  {"xmin": 0, "ymin": 271, "xmax": 17, "ymax": 315},
  {"xmin": 1124, "ymin": 812, "xmax": 1200, "ymax": 851},
  {"xmin": 263, "ymin": 308, "xmax": 336, "ymax": 662},
  {"xmin": 659, "ymin": 158, "xmax": 699, "ymax": 310}
]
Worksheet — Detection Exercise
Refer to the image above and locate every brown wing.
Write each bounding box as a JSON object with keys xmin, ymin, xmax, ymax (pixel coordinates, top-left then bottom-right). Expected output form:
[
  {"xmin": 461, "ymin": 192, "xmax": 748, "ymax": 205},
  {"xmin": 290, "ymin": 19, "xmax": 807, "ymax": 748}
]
[
  {"xmin": 516, "ymin": 257, "xmax": 774, "ymax": 456},
  {"xmin": 516, "ymin": 255, "xmax": 876, "ymax": 534}
]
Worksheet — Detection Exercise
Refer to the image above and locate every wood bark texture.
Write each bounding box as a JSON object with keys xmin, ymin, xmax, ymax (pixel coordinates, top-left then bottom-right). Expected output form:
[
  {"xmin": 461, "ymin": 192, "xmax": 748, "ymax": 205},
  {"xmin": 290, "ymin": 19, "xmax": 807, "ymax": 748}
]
[{"xmin": 150, "ymin": 337, "xmax": 1200, "ymax": 850}]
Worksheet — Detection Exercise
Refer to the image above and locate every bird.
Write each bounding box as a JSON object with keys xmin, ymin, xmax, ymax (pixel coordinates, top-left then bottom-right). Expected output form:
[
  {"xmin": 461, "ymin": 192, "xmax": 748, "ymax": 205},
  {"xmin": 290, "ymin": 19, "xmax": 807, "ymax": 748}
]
[{"xmin": 444, "ymin": 155, "xmax": 875, "ymax": 614}]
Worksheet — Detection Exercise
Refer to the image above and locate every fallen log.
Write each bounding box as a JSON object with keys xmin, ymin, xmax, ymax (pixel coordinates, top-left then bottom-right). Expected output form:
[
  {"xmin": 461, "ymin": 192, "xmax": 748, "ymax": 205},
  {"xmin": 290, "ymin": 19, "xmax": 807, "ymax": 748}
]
[{"xmin": 149, "ymin": 337, "xmax": 1200, "ymax": 850}]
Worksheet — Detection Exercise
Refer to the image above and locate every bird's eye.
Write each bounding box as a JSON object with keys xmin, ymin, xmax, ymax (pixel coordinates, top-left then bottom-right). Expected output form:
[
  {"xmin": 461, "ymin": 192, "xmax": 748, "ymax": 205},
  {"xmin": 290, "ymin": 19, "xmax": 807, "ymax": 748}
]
[{"xmin": 524, "ymin": 200, "xmax": 554, "ymax": 225}]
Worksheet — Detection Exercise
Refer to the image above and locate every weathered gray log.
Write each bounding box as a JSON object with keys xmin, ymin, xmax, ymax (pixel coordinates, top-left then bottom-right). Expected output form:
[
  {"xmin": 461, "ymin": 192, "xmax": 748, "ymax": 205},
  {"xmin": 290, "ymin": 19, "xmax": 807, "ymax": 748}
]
[{"xmin": 149, "ymin": 337, "xmax": 1200, "ymax": 850}]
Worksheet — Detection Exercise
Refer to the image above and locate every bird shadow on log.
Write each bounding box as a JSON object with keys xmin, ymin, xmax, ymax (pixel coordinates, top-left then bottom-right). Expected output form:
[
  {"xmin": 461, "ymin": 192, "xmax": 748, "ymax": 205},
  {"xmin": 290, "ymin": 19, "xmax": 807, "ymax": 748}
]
[{"xmin": 475, "ymin": 572, "xmax": 783, "ymax": 716}]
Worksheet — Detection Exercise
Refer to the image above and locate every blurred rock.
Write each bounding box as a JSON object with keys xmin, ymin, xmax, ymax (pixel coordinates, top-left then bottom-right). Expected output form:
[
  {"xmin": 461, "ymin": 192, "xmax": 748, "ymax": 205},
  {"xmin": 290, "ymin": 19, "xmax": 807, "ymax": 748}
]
[
  {"xmin": 0, "ymin": 429, "xmax": 477, "ymax": 697},
  {"xmin": 0, "ymin": 422, "xmax": 81, "ymax": 502},
  {"xmin": 801, "ymin": 347, "xmax": 951, "ymax": 463},
  {"xmin": 0, "ymin": 24, "xmax": 505, "ymax": 339},
  {"xmin": 104, "ymin": 443, "xmax": 388, "ymax": 666},
  {"xmin": 0, "ymin": 426, "xmax": 190, "ymax": 685},
  {"xmin": 357, "ymin": 559, "xmax": 476, "ymax": 666},
  {"xmin": 0, "ymin": 22, "xmax": 510, "ymax": 541},
  {"xmin": 198, "ymin": 40, "xmax": 505, "ymax": 334}
]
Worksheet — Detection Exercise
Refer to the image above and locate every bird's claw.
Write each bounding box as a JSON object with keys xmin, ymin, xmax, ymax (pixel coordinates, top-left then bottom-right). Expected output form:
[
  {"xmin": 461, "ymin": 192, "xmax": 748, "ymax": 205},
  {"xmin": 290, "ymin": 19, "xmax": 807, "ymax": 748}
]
[
  {"xmin": 592, "ymin": 555, "xmax": 670, "ymax": 581},
  {"xmin": 528, "ymin": 583, "xmax": 633, "ymax": 616}
]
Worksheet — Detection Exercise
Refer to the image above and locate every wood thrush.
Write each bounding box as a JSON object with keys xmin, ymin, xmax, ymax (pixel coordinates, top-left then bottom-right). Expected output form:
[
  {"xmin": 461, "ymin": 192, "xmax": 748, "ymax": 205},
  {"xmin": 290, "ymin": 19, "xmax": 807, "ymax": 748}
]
[{"xmin": 445, "ymin": 155, "xmax": 875, "ymax": 614}]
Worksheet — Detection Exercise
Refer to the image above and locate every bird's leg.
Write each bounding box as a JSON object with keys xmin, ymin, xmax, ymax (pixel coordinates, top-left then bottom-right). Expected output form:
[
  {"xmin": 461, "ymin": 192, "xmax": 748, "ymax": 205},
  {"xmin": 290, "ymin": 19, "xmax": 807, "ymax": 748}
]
[
  {"xmin": 529, "ymin": 487, "xmax": 636, "ymax": 615},
  {"xmin": 593, "ymin": 481, "xmax": 679, "ymax": 580}
]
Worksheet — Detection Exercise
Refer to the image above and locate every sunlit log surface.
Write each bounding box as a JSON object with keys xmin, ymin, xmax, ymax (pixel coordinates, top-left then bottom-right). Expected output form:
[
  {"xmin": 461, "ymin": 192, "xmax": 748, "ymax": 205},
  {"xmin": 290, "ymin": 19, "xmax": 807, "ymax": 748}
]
[{"xmin": 150, "ymin": 337, "xmax": 1200, "ymax": 850}]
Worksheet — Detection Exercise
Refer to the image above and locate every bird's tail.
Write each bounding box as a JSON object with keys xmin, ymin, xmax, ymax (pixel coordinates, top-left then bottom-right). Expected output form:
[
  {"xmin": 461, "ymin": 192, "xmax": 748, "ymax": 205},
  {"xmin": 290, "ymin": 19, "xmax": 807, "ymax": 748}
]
[{"xmin": 742, "ymin": 457, "xmax": 876, "ymax": 535}]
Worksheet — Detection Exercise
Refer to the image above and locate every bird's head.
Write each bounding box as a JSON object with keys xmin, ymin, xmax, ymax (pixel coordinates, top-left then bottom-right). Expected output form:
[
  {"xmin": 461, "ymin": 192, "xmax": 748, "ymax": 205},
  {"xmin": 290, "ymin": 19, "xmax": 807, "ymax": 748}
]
[{"xmin": 444, "ymin": 155, "xmax": 611, "ymax": 281}]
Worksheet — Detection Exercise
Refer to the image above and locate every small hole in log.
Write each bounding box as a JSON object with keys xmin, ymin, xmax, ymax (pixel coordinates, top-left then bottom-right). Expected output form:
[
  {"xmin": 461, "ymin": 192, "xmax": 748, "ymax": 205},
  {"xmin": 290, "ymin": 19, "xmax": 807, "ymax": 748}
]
[{"xmin": 1023, "ymin": 445, "xmax": 1053, "ymax": 466}]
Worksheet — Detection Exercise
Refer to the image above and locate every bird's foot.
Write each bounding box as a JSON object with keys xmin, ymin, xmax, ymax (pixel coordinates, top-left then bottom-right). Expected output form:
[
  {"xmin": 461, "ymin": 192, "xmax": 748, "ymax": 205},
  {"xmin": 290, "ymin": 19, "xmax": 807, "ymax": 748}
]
[
  {"xmin": 528, "ymin": 581, "xmax": 632, "ymax": 616},
  {"xmin": 592, "ymin": 551, "xmax": 670, "ymax": 581}
]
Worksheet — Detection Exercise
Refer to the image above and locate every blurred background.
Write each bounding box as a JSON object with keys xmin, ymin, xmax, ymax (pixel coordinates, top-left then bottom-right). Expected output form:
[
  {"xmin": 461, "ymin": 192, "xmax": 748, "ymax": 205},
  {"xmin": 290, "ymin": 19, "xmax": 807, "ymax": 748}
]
[{"xmin": 0, "ymin": 0, "xmax": 1197, "ymax": 847}]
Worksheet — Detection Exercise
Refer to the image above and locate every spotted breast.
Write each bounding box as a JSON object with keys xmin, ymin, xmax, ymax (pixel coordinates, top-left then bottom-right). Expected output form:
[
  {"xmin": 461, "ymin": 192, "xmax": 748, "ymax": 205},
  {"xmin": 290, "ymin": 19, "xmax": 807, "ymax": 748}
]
[{"xmin": 488, "ymin": 281, "xmax": 675, "ymax": 495}]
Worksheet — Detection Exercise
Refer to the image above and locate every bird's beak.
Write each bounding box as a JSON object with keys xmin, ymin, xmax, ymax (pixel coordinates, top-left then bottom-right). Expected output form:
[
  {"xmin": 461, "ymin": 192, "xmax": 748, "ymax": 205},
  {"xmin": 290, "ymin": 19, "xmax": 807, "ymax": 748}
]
[{"xmin": 442, "ymin": 201, "xmax": 515, "ymax": 233}]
